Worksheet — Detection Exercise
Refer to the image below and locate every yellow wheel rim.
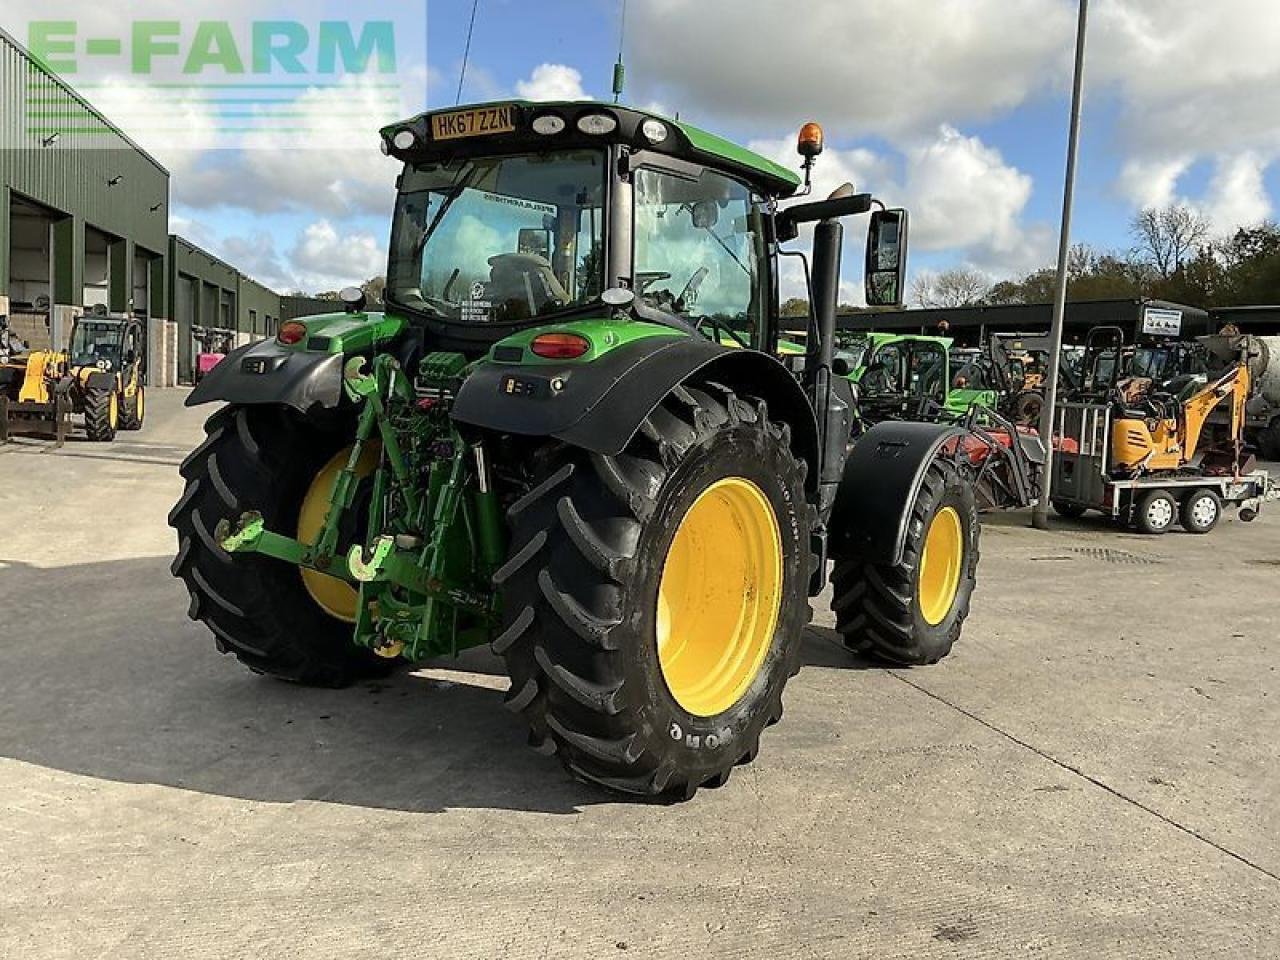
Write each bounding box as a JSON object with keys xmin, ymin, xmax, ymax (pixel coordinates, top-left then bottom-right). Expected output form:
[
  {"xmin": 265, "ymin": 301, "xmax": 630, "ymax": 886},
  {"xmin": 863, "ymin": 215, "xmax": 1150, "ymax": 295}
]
[
  {"xmin": 136, "ymin": 387, "xmax": 144, "ymax": 422},
  {"xmin": 918, "ymin": 506, "xmax": 964, "ymax": 626},
  {"xmin": 655, "ymin": 477, "xmax": 783, "ymax": 717},
  {"xmin": 108, "ymin": 393, "xmax": 119, "ymax": 430},
  {"xmin": 297, "ymin": 445, "xmax": 380, "ymax": 623}
]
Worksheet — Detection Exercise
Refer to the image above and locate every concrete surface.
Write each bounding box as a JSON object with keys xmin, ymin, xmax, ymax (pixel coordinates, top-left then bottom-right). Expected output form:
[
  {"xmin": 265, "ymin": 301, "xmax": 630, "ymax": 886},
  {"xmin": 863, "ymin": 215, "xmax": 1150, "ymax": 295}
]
[{"xmin": 1, "ymin": 391, "xmax": 1277, "ymax": 959}]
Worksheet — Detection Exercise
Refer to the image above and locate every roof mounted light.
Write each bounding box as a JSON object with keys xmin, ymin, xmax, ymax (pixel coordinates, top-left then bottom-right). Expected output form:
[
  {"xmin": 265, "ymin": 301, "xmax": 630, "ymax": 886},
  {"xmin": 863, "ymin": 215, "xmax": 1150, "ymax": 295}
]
[
  {"xmin": 641, "ymin": 118, "xmax": 668, "ymax": 144},
  {"xmin": 380, "ymin": 138, "xmax": 391, "ymax": 156},
  {"xmin": 392, "ymin": 129, "xmax": 416, "ymax": 151},
  {"xmin": 532, "ymin": 114, "xmax": 566, "ymax": 135},
  {"xmin": 576, "ymin": 113, "xmax": 618, "ymax": 136},
  {"xmin": 797, "ymin": 122, "xmax": 824, "ymax": 159}
]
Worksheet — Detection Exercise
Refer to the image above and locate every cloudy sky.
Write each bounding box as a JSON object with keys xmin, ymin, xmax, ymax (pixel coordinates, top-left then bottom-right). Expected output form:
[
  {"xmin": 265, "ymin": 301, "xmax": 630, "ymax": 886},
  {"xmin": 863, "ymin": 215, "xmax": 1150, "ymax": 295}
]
[{"xmin": 10, "ymin": 0, "xmax": 1280, "ymax": 299}]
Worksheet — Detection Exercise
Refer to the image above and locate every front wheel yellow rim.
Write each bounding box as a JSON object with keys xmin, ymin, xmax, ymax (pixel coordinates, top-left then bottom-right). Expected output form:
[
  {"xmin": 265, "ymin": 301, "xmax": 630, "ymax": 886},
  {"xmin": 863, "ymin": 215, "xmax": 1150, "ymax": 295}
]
[
  {"xmin": 918, "ymin": 506, "xmax": 964, "ymax": 626},
  {"xmin": 136, "ymin": 387, "xmax": 145, "ymax": 422},
  {"xmin": 655, "ymin": 477, "xmax": 784, "ymax": 717},
  {"xmin": 297, "ymin": 445, "xmax": 380, "ymax": 623},
  {"xmin": 108, "ymin": 392, "xmax": 119, "ymax": 430}
]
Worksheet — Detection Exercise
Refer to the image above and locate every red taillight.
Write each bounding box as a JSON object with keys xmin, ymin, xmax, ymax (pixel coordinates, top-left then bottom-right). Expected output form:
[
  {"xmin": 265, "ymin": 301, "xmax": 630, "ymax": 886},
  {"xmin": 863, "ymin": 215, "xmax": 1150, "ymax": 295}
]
[
  {"xmin": 530, "ymin": 332, "xmax": 590, "ymax": 360},
  {"xmin": 277, "ymin": 321, "xmax": 307, "ymax": 345}
]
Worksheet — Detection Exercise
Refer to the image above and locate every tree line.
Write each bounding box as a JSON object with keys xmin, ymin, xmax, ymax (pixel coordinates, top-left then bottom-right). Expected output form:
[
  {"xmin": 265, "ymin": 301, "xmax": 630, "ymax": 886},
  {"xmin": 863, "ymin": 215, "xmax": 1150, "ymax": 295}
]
[{"xmin": 910, "ymin": 206, "xmax": 1280, "ymax": 310}]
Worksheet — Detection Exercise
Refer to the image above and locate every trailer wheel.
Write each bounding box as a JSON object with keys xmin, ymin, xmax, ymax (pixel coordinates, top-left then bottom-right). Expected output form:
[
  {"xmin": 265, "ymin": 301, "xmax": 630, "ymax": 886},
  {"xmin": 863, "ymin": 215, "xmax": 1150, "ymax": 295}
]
[
  {"xmin": 1051, "ymin": 499, "xmax": 1088, "ymax": 520},
  {"xmin": 169, "ymin": 405, "xmax": 393, "ymax": 686},
  {"xmin": 1179, "ymin": 488, "xmax": 1222, "ymax": 534},
  {"xmin": 495, "ymin": 382, "xmax": 813, "ymax": 798},
  {"xmin": 1135, "ymin": 489, "xmax": 1177, "ymax": 534},
  {"xmin": 83, "ymin": 386, "xmax": 119, "ymax": 441},
  {"xmin": 831, "ymin": 458, "xmax": 979, "ymax": 666}
]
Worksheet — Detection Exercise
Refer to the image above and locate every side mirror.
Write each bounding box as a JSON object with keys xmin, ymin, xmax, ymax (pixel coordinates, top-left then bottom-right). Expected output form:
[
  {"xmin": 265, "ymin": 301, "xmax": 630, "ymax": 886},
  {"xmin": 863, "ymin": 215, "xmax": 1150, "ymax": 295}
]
[{"xmin": 865, "ymin": 208, "xmax": 909, "ymax": 307}]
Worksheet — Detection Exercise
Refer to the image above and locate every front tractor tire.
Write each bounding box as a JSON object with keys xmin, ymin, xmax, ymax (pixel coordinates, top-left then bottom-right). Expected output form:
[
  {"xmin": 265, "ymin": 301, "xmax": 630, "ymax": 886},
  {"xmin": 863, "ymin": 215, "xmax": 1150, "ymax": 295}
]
[
  {"xmin": 831, "ymin": 458, "xmax": 979, "ymax": 665},
  {"xmin": 119, "ymin": 385, "xmax": 145, "ymax": 431},
  {"xmin": 83, "ymin": 386, "xmax": 119, "ymax": 441},
  {"xmin": 495, "ymin": 382, "xmax": 813, "ymax": 798},
  {"xmin": 169, "ymin": 405, "xmax": 392, "ymax": 686}
]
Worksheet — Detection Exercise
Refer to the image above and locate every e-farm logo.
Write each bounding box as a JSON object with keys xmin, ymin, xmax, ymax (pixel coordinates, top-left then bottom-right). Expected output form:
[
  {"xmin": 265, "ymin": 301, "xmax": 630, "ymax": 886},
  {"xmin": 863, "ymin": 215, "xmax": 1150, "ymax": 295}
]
[
  {"xmin": 28, "ymin": 21, "xmax": 397, "ymax": 76},
  {"xmin": 21, "ymin": 11, "xmax": 424, "ymax": 149}
]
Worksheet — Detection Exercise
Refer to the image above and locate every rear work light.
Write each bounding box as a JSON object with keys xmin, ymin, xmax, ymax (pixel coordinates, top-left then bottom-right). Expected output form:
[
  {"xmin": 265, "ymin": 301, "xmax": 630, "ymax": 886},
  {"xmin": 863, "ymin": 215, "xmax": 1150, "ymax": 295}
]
[
  {"xmin": 277, "ymin": 321, "xmax": 307, "ymax": 345},
  {"xmin": 529, "ymin": 332, "xmax": 590, "ymax": 359}
]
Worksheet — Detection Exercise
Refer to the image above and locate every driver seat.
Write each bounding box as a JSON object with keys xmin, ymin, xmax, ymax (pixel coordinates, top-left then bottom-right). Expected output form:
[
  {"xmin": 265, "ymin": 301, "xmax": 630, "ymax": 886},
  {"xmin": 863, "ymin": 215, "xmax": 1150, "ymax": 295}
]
[{"xmin": 487, "ymin": 253, "xmax": 569, "ymax": 318}]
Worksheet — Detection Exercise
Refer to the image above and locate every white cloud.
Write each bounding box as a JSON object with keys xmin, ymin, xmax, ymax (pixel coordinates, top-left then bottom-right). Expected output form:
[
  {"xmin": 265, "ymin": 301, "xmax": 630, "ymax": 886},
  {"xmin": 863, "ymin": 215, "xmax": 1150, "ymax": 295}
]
[
  {"xmin": 752, "ymin": 127, "xmax": 1051, "ymax": 291},
  {"xmin": 290, "ymin": 221, "xmax": 386, "ymax": 290},
  {"xmin": 515, "ymin": 64, "xmax": 590, "ymax": 102},
  {"xmin": 628, "ymin": 0, "xmax": 1073, "ymax": 139},
  {"xmin": 1091, "ymin": 0, "xmax": 1280, "ymax": 229},
  {"xmin": 1204, "ymin": 153, "xmax": 1272, "ymax": 230},
  {"xmin": 902, "ymin": 126, "xmax": 1049, "ymax": 272}
]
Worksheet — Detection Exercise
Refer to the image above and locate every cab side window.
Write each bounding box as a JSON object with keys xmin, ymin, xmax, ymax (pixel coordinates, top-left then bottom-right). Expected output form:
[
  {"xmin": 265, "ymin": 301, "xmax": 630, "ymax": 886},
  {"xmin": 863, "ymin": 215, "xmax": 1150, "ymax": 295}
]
[{"xmin": 633, "ymin": 166, "xmax": 766, "ymax": 346}]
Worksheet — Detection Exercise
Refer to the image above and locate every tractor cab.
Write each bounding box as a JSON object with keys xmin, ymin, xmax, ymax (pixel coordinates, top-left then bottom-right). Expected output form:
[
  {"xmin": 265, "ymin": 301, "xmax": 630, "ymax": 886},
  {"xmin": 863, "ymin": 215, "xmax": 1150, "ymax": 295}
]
[
  {"xmin": 378, "ymin": 101, "xmax": 905, "ymax": 358},
  {"xmin": 70, "ymin": 317, "xmax": 132, "ymax": 372}
]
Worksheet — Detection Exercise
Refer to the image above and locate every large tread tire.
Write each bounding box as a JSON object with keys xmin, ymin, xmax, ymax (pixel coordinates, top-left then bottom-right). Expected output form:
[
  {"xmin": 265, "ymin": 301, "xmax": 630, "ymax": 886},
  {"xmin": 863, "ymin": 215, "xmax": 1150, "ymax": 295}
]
[
  {"xmin": 169, "ymin": 405, "xmax": 392, "ymax": 687},
  {"xmin": 830, "ymin": 459, "xmax": 979, "ymax": 666},
  {"xmin": 83, "ymin": 386, "xmax": 118, "ymax": 442},
  {"xmin": 495, "ymin": 381, "xmax": 814, "ymax": 799},
  {"xmin": 119, "ymin": 384, "xmax": 144, "ymax": 431}
]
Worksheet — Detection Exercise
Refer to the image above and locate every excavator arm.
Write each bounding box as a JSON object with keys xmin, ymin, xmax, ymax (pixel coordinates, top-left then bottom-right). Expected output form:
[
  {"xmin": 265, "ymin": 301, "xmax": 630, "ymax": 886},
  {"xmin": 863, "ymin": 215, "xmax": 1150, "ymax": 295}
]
[{"xmin": 1180, "ymin": 362, "xmax": 1251, "ymax": 463}]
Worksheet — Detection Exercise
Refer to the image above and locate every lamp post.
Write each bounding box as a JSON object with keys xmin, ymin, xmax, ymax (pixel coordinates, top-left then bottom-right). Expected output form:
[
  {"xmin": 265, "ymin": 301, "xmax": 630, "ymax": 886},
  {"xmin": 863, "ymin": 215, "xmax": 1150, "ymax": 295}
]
[{"xmin": 1033, "ymin": 0, "xmax": 1089, "ymax": 529}]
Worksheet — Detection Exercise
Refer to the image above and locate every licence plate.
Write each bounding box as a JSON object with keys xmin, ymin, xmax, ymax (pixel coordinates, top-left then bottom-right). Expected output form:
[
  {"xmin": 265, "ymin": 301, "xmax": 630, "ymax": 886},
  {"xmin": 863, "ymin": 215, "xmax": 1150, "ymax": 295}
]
[{"xmin": 431, "ymin": 105, "xmax": 516, "ymax": 141}]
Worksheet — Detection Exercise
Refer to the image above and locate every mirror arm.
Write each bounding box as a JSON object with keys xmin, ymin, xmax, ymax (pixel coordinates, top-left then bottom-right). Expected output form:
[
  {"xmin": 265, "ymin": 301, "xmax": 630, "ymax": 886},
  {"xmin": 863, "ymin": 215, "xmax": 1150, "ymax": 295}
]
[{"xmin": 775, "ymin": 193, "xmax": 873, "ymax": 242}]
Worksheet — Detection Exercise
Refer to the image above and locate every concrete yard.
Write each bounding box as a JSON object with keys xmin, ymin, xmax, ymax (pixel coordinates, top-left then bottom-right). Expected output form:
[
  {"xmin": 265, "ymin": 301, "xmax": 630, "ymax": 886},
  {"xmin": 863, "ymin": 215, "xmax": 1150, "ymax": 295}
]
[{"xmin": 1, "ymin": 390, "xmax": 1277, "ymax": 960}]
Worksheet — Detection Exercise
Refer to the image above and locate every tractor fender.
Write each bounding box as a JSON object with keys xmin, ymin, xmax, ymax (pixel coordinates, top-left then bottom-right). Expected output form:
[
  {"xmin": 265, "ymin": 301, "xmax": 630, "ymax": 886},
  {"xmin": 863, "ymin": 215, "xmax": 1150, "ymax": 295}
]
[
  {"xmin": 186, "ymin": 340, "xmax": 345, "ymax": 412},
  {"xmin": 82, "ymin": 370, "xmax": 117, "ymax": 392},
  {"xmin": 827, "ymin": 420, "xmax": 967, "ymax": 566},
  {"xmin": 451, "ymin": 337, "xmax": 819, "ymax": 485}
]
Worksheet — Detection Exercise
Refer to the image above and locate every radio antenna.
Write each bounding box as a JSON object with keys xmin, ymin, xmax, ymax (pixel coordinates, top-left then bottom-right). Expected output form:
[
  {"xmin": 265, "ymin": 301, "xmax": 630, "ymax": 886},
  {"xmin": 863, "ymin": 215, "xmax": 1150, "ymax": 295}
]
[
  {"xmin": 612, "ymin": 0, "xmax": 628, "ymax": 102},
  {"xmin": 456, "ymin": 0, "xmax": 481, "ymax": 105}
]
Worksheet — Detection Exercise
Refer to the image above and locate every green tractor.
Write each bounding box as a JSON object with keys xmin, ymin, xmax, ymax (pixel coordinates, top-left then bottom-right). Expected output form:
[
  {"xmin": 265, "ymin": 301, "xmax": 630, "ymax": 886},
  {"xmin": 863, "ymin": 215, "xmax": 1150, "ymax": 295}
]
[
  {"xmin": 170, "ymin": 102, "xmax": 981, "ymax": 798},
  {"xmin": 837, "ymin": 331, "xmax": 997, "ymax": 422}
]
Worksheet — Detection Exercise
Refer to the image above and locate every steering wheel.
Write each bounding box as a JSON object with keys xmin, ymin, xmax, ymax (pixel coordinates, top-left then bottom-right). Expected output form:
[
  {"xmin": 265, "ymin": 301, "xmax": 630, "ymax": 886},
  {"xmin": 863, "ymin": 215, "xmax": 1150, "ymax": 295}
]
[{"xmin": 675, "ymin": 267, "xmax": 709, "ymax": 311}]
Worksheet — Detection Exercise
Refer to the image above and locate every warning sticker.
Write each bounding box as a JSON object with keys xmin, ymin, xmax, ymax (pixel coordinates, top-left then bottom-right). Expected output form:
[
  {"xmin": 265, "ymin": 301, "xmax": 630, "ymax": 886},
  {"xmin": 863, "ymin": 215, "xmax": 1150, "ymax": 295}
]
[{"xmin": 463, "ymin": 280, "xmax": 491, "ymax": 323}]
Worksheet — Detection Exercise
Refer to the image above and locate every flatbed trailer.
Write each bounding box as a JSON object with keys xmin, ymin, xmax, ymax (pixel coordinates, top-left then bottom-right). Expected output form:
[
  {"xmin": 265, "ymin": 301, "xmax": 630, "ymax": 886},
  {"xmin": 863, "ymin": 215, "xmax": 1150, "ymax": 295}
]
[{"xmin": 1051, "ymin": 401, "xmax": 1271, "ymax": 532}]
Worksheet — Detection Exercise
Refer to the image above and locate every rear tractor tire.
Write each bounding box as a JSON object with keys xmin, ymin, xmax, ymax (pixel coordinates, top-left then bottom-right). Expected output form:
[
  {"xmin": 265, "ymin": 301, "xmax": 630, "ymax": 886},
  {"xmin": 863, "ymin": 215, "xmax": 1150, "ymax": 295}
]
[
  {"xmin": 119, "ymin": 385, "xmax": 145, "ymax": 431},
  {"xmin": 831, "ymin": 458, "xmax": 979, "ymax": 666},
  {"xmin": 83, "ymin": 386, "xmax": 119, "ymax": 442},
  {"xmin": 495, "ymin": 382, "xmax": 813, "ymax": 798},
  {"xmin": 169, "ymin": 405, "xmax": 393, "ymax": 686}
]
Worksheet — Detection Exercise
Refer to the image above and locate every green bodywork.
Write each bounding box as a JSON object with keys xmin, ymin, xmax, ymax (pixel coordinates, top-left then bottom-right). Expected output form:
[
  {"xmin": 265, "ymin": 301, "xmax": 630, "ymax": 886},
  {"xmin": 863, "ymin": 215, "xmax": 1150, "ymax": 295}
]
[
  {"xmin": 840, "ymin": 331, "xmax": 997, "ymax": 416},
  {"xmin": 278, "ymin": 310, "xmax": 408, "ymax": 355},
  {"xmin": 486, "ymin": 317, "xmax": 681, "ymax": 364}
]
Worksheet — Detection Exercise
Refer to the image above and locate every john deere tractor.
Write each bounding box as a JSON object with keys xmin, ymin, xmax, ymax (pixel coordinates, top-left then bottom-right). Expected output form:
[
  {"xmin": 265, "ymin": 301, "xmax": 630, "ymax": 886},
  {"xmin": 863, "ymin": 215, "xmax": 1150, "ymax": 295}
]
[{"xmin": 171, "ymin": 102, "xmax": 981, "ymax": 797}]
